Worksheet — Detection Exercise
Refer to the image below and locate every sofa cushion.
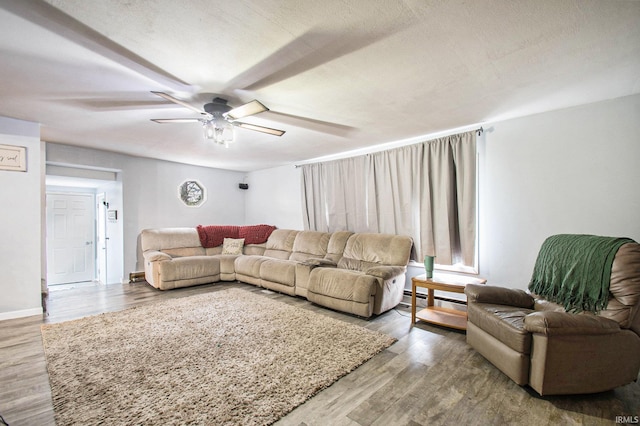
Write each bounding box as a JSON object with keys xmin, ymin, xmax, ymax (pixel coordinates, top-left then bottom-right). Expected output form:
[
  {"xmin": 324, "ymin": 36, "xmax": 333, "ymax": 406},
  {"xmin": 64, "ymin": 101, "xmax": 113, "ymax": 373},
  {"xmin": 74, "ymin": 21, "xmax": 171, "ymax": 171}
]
[
  {"xmin": 234, "ymin": 255, "xmax": 268, "ymax": 277},
  {"xmin": 215, "ymin": 254, "xmax": 239, "ymax": 275},
  {"xmin": 243, "ymin": 244, "xmax": 266, "ymax": 256},
  {"xmin": 338, "ymin": 233, "xmax": 412, "ymax": 272},
  {"xmin": 158, "ymin": 256, "xmax": 220, "ymax": 282},
  {"xmin": 467, "ymin": 303, "xmax": 533, "ymax": 354},
  {"xmin": 308, "ymin": 268, "xmax": 377, "ymax": 304},
  {"xmin": 325, "ymin": 231, "xmax": 354, "ymax": 263},
  {"xmin": 222, "ymin": 238, "xmax": 244, "ymax": 255},
  {"xmin": 141, "ymin": 228, "xmax": 201, "ymax": 252},
  {"xmin": 260, "ymin": 259, "xmax": 296, "ymax": 287},
  {"xmin": 162, "ymin": 247, "xmax": 206, "ymax": 257},
  {"xmin": 263, "ymin": 229, "xmax": 299, "ymax": 259},
  {"xmin": 289, "ymin": 231, "xmax": 331, "ymax": 262}
]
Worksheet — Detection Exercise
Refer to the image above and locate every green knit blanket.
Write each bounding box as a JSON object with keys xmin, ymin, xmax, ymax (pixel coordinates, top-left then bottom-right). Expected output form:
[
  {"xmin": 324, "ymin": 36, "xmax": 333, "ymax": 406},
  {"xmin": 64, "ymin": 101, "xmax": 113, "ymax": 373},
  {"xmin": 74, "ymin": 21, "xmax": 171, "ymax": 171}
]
[{"xmin": 528, "ymin": 234, "xmax": 634, "ymax": 313}]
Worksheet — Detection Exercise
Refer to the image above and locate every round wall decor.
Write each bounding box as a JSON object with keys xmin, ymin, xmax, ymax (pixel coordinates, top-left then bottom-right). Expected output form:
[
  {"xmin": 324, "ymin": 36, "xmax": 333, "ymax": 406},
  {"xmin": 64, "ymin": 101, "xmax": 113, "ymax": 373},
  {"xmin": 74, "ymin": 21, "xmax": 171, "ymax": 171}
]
[{"xmin": 178, "ymin": 180, "xmax": 206, "ymax": 207}]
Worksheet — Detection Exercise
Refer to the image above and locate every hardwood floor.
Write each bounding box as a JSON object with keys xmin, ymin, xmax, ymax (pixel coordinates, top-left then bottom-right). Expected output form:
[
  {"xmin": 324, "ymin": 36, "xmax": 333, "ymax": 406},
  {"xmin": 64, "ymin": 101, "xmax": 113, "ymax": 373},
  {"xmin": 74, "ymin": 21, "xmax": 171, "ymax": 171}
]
[{"xmin": 1, "ymin": 281, "xmax": 638, "ymax": 425}]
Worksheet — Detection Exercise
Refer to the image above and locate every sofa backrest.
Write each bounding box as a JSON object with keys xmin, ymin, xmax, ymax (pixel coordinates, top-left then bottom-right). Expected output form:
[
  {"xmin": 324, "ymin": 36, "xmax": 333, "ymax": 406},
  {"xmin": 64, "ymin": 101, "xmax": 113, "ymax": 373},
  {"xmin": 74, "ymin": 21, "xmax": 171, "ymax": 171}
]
[
  {"xmin": 324, "ymin": 231, "xmax": 354, "ymax": 264},
  {"xmin": 338, "ymin": 233, "xmax": 412, "ymax": 271},
  {"xmin": 141, "ymin": 228, "xmax": 205, "ymax": 257},
  {"xmin": 204, "ymin": 244, "xmax": 267, "ymax": 256},
  {"xmin": 600, "ymin": 242, "xmax": 640, "ymax": 332},
  {"xmin": 263, "ymin": 229, "xmax": 299, "ymax": 259},
  {"xmin": 289, "ymin": 231, "xmax": 331, "ymax": 262}
]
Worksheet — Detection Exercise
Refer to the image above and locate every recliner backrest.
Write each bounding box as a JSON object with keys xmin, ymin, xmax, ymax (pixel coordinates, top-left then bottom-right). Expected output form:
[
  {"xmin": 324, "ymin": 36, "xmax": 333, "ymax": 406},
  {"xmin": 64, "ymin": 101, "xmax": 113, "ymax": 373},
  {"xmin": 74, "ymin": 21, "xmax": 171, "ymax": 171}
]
[
  {"xmin": 289, "ymin": 231, "xmax": 331, "ymax": 262},
  {"xmin": 324, "ymin": 231, "xmax": 354, "ymax": 264},
  {"xmin": 338, "ymin": 233, "xmax": 412, "ymax": 271},
  {"xmin": 600, "ymin": 242, "xmax": 640, "ymax": 332},
  {"xmin": 141, "ymin": 228, "xmax": 205, "ymax": 257},
  {"xmin": 262, "ymin": 229, "xmax": 299, "ymax": 259}
]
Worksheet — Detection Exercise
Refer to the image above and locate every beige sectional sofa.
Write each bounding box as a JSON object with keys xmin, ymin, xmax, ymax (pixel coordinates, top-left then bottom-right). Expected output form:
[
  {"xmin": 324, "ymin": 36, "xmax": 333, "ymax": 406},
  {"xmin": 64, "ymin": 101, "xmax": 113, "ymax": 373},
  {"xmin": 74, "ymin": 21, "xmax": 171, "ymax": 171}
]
[{"xmin": 141, "ymin": 227, "xmax": 412, "ymax": 317}]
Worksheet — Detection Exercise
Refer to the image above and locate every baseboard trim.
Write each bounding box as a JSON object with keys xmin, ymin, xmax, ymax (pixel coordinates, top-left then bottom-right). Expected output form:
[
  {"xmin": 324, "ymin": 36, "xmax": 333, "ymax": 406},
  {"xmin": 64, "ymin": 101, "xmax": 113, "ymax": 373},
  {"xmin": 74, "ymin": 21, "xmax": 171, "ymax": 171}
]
[{"xmin": 0, "ymin": 307, "xmax": 43, "ymax": 321}]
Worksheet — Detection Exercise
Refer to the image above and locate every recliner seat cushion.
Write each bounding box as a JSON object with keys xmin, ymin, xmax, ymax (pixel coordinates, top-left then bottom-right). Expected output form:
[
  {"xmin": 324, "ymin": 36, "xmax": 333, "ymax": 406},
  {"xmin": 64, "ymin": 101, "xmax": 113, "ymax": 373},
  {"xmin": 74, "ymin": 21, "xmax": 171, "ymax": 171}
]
[
  {"xmin": 260, "ymin": 259, "xmax": 296, "ymax": 287},
  {"xmin": 159, "ymin": 256, "xmax": 220, "ymax": 282},
  {"xmin": 308, "ymin": 268, "xmax": 377, "ymax": 304},
  {"xmin": 467, "ymin": 303, "xmax": 533, "ymax": 354},
  {"xmin": 234, "ymin": 255, "xmax": 268, "ymax": 277}
]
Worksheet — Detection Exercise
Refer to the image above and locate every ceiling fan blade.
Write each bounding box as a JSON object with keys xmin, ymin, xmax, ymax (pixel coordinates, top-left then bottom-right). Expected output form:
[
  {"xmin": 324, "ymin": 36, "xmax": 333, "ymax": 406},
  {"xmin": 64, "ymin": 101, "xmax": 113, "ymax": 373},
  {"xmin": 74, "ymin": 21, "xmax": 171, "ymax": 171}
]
[
  {"xmin": 234, "ymin": 122, "xmax": 285, "ymax": 136},
  {"xmin": 151, "ymin": 118, "xmax": 203, "ymax": 123},
  {"xmin": 261, "ymin": 110, "xmax": 355, "ymax": 137},
  {"xmin": 151, "ymin": 91, "xmax": 207, "ymax": 115},
  {"xmin": 226, "ymin": 100, "xmax": 268, "ymax": 120}
]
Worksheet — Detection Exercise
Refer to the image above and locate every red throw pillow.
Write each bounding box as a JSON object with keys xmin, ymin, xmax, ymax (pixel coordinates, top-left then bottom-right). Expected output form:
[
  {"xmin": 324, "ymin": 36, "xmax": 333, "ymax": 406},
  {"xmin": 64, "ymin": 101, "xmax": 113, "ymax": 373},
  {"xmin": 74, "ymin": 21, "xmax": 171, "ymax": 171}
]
[
  {"xmin": 239, "ymin": 224, "xmax": 276, "ymax": 245},
  {"xmin": 196, "ymin": 225, "xmax": 240, "ymax": 248}
]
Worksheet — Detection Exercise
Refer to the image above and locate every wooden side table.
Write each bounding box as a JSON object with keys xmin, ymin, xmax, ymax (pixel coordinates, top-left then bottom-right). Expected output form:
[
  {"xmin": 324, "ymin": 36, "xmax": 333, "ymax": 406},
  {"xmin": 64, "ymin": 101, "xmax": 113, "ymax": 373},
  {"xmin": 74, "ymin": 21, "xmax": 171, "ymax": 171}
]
[{"xmin": 411, "ymin": 273, "xmax": 486, "ymax": 331}]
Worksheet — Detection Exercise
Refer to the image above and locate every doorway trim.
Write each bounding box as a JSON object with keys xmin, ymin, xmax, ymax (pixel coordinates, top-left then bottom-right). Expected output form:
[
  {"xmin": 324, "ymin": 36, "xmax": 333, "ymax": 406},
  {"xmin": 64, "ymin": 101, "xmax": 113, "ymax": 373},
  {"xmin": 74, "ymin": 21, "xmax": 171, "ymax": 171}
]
[{"xmin": 45, "ymin": 169, "xmax": 123, "ymax": 287}]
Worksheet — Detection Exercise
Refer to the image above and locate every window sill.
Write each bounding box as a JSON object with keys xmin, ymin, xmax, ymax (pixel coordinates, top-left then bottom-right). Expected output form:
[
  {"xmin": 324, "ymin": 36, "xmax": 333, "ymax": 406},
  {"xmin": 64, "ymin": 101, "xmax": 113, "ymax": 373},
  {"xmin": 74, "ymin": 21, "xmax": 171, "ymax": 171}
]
[{"xmin": 408, "ymin": 260, "xmax": 479, "ymax": 276}]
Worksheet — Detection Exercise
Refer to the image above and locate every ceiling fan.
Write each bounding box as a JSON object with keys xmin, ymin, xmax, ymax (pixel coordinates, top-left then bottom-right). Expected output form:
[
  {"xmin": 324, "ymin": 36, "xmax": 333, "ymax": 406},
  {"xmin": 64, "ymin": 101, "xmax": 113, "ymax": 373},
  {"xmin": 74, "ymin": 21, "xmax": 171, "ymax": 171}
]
[{"xmin": 150, "ymin": 91, "xmax": 285, "ymax": 146}]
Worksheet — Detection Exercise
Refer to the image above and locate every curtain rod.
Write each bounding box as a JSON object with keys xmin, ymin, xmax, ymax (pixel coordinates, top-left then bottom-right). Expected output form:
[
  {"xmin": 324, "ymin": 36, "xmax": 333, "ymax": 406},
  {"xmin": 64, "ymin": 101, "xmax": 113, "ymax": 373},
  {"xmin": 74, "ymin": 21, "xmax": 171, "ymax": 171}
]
[{"xmin": 295, "ymin": 127, "xmax": 483, "ymax": 168}]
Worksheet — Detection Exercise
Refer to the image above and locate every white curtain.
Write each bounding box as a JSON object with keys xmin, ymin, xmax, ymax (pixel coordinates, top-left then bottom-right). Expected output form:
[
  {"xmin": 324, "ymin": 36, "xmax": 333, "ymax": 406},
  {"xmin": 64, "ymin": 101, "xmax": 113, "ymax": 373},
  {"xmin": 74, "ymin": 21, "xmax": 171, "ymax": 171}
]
[
  {"xmin": 301, "ymin": 131, "xmax": 476, "ymax": 266},
  {"xmin": 301, "ymin": 156, "xmax": 373, "ymax": 232}
]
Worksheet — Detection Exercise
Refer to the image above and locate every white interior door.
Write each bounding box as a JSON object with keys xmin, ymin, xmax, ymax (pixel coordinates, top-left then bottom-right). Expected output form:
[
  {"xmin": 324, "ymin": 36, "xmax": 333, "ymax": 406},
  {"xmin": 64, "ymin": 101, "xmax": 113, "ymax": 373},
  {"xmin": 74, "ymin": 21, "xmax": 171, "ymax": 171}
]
[{"xmin": 46, "ymin": 193, "xmax": 95, "ymax": 285}]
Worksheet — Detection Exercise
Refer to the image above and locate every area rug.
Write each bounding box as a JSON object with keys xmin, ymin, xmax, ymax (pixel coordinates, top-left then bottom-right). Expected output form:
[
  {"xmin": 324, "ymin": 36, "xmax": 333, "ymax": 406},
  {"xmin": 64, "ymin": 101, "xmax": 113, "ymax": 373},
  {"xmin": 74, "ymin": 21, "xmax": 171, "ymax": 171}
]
[{"xmin": 41, "ymin": 288, "xmax": 395, "ymax": 425}]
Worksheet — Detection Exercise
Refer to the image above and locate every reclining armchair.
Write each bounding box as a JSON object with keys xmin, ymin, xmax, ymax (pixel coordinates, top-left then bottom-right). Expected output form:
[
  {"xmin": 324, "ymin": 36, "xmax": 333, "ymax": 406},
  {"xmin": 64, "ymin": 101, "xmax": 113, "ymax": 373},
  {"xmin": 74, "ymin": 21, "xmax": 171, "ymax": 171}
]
[{"xmin": 465, "ymin": 234, "xmax": 640, "ymax": 395}]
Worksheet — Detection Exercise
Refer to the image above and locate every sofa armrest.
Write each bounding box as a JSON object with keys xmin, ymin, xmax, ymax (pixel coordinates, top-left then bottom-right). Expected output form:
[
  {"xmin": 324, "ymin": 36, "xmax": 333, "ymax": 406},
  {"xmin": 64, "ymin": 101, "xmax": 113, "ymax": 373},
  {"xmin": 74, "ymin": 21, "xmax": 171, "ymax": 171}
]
[
  {"xmin": 524, "ymin": 311, "xmax": 620, "ymax": 336},
  {"xmin": 365, "ymin": 265, "xmax": 406, "ymax": 280},
  {"xmin": 302, "ymin": 258, "xmax": 338, "ymax": 268},
  {"xmin": 143, "ymin": 250, "xmax": 172, "ymax": 262},
  {"xmin": 465, "ymin": 284, "xmax": 534, "ymax": 308}
]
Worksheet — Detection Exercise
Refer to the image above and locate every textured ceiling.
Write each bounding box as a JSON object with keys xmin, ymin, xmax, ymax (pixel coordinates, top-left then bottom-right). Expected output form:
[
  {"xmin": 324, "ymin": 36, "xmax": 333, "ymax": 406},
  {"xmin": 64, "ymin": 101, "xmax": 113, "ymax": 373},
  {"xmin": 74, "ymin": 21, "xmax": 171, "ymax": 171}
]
[{"xmin": 0, "ymin": 0, "xmax": 639, "ymax": 171}]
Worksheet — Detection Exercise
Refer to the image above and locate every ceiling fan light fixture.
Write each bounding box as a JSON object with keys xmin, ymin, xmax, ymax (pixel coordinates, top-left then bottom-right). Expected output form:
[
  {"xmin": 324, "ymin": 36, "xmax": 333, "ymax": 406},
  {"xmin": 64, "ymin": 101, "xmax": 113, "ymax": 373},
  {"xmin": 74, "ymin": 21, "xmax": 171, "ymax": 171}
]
[
  {"xmin": 150, "ymin": 91, "xmax": 284, "ymax": 139},
  {"xmin": 203, "ymin": 119, "xmax": 235, "ymax": 147},
  {"xmin": 203, "ymin": 120, "xmax": 216, "ymax": 139}
]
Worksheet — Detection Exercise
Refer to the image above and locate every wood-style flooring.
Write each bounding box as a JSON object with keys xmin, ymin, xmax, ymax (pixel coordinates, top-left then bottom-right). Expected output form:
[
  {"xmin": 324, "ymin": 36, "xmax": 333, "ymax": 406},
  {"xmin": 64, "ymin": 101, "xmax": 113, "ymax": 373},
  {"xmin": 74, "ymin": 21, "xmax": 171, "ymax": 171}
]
[{"xmin": 1, "ymin": 281, "xmax": 638, "ymax": 425}]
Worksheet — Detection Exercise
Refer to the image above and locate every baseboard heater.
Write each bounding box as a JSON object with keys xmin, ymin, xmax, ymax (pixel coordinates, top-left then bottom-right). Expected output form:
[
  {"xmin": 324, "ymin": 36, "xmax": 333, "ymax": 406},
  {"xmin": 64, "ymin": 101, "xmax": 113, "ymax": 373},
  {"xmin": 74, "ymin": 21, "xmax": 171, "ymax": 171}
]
[{"xmin": 129, "ymin": 272, "xmax": 146, "ymax": 283}]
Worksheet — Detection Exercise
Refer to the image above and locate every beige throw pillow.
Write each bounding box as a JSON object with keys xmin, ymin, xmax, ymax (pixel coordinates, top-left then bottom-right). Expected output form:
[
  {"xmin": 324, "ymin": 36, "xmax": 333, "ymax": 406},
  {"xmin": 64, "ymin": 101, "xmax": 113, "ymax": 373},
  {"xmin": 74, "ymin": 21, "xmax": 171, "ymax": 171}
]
[{"xmin": 222, "ymin": 238, "xmax": 245, "ymax": 255}]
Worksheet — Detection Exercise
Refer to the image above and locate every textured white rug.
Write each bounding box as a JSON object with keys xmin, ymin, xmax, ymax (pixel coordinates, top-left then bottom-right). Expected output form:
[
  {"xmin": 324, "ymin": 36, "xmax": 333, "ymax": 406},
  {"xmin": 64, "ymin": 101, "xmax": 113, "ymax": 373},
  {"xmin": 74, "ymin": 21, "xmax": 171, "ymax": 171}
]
[{"xmin": 41, "ymin": 288, "xmax": 395, "ymax": 425}]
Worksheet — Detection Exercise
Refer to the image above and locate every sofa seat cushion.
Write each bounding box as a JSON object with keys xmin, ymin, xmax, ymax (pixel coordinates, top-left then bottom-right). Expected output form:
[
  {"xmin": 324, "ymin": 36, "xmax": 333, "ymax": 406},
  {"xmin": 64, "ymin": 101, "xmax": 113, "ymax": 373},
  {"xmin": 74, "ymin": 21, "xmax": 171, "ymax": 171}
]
[
  {"xmin": 308, "ymin": 268, "xmax": 378, "ymax": 304},
  {"xmin": 234, "ymin": 255, "xmax": 269, "ymax": 278},
  {"xmin": 467, "ymin": 303, "xmax": 533, "ymax": 354},
  {"xmin": 260, "ymin": 259, "xmax": 296, "ymax": 287},
  {"xmin": 159, "ymin": 256, "xmax": 220, "ymax": 282},
  {"xmin": 214, "ymin": 254, "xmax": 240, "ymax": 275}
]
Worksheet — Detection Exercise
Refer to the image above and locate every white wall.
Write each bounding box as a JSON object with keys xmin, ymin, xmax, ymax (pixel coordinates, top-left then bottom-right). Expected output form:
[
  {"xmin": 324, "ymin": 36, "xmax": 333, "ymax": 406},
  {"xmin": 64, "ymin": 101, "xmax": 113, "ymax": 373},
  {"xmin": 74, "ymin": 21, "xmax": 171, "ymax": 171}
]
[
  {"xmin": 96, "ymin": 180, "xmax": 124, "ymax": 284},
  {"xmin": 246, "ymin": 94, "xmax": 640, "ymax": 290},
  {"xmin": 0, "ymin": 117, "xmax": 42, "ymax": 320},
  {"xmin": 46, "ymin": 143, "xmax": 246, "ymax": 275},
  {"xmin": 244, "ymin": 165, "xmax": 304, "ymax": 229},
  {"xmin": 479, "ymin": 94, "xmax": 640, "ymax": 289},
  {"xmin": 7, "ymin": 91, "xmax": 633, "ymax": 315}
]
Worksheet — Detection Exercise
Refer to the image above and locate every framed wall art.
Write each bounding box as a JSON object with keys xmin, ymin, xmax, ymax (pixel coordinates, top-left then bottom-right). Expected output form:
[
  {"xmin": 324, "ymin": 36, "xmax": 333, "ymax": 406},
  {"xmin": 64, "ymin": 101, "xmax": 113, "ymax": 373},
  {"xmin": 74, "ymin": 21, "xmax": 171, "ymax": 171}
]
[
  {"xmin": 178, "ymin": 179, "xmax": 207, "ymax": 207},
  {"xmin": 0, "ymin": 144, "xmax": 27, "ymax": 172}
]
